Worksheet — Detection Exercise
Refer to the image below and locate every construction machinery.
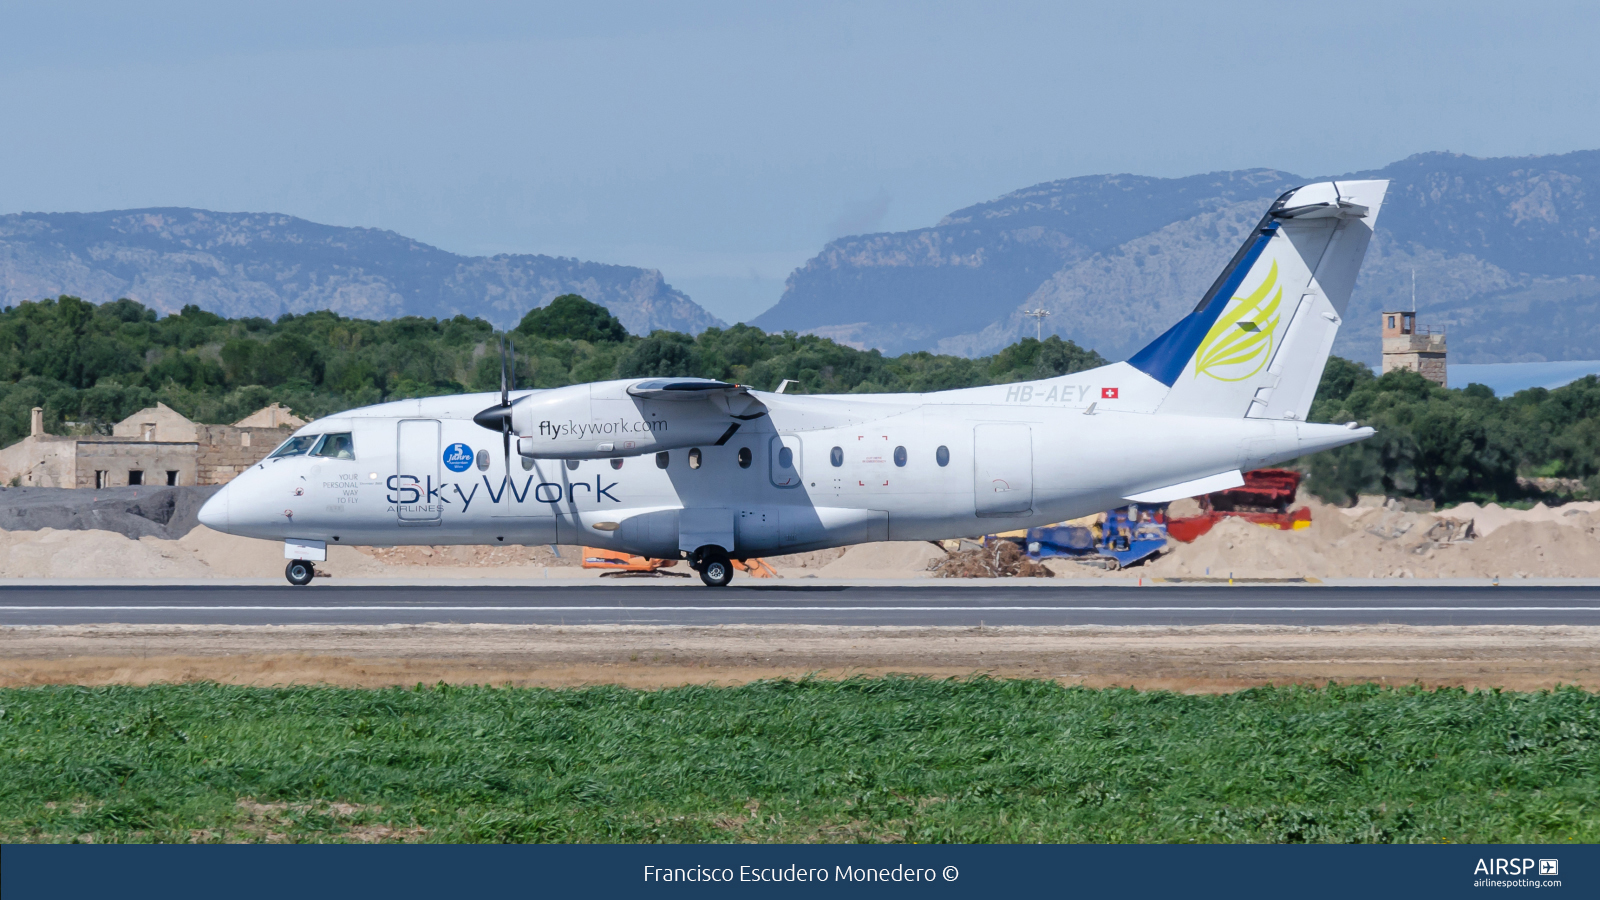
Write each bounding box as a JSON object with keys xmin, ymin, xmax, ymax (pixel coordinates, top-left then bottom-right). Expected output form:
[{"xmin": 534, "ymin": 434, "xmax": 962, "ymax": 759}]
[
  {"xmin": 1016, "ymin": 504, "xmax": 1171, "ymax": 570},
  {"xmin": 1165, "ymin": 468, "xmax": 1311, "ymax": 542}
]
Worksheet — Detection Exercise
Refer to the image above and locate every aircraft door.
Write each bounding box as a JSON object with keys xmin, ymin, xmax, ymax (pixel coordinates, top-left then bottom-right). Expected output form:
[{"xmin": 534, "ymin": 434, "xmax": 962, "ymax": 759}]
[
  {"xmin": 769, "ymin": 435, "xmax": 802, "ymax": 488},
  {"xmin": 396, "ymin": 419, "xmax": 442, "ymax": 525},
  {"xmin": 973, "ymin": 424, "xmax": 1033, "ymax": 517}
]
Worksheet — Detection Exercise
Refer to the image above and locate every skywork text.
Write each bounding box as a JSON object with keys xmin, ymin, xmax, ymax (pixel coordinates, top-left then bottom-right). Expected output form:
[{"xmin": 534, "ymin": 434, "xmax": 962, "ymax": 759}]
[
  {"xmin": 387, "ymin": 474, "xmax": 620, "ymax": 509},
  {"xmin": 539, "ymin": 418, "xmax": 667, "ymax": 440}
]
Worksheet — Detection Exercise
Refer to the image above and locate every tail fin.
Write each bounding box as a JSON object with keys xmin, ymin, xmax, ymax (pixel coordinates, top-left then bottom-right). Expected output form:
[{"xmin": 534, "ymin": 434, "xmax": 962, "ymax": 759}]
[{"xmin": 1129, "ymin": 180, "xmax": 1388, "ymax": 419}]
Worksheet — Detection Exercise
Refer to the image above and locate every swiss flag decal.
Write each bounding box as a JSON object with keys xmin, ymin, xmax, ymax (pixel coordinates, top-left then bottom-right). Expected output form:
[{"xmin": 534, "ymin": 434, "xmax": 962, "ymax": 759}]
[{"xmin": 1101, "ymin": 387, "xmax": 1119, "ymax": 399}]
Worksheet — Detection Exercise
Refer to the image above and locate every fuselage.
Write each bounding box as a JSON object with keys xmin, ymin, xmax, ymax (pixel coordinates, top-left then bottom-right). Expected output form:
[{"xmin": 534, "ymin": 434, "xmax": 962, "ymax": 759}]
[
  {"xmin": 197, "ymin": 361, "xmax": 1367, "ymax": 559},
  {"xmin": 199, "ymin": 178, "xmax": 1390, "ymax": 576}
]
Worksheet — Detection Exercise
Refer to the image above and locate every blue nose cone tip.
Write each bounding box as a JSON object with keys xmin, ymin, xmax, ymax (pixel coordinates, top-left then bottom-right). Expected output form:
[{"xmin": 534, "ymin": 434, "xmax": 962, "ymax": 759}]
[{"xmin": 197, "ymin": 489, "xmax": 230, "ymax": 531}]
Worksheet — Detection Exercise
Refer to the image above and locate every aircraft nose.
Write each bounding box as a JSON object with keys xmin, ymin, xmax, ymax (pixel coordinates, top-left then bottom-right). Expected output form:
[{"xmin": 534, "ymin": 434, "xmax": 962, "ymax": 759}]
[{"xmin": 197, "ymin": 487, "xmax": 230, "ymax": 531}]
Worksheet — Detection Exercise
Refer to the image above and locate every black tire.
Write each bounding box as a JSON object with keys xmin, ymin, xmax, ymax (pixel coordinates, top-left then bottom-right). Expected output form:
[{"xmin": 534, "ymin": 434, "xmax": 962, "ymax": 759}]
[
  {"xmin": 697, "ymin": 548, "xmax": 734, "ymax": 587},
  {"xmin": 285, "ymin": 559, "xmax": 315, "ymax": 586}
]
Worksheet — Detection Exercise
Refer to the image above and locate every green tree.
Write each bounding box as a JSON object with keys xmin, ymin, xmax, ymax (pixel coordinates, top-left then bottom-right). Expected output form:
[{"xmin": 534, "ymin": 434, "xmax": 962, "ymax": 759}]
[
  {"xmin": 515, "ymin": 294, "xmax": 628, "ymax": 344},
  {"xmin": 2, "ymin": 295, "xmax": 1597, "ymax": 507}
]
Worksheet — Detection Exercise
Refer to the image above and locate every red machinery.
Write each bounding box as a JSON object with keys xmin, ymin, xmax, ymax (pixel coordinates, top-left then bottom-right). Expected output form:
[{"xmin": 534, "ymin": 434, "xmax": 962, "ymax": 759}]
[{"xmin": 1166, "ymin": 468, "xmax": 1311, "ymax": 543}]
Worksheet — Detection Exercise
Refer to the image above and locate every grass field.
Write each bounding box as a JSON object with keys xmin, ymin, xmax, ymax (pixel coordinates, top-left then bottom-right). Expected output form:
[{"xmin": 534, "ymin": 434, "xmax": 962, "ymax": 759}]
[{"xmin": 0, "ymin": 679, "xmax": 1595, "ymax": 843}]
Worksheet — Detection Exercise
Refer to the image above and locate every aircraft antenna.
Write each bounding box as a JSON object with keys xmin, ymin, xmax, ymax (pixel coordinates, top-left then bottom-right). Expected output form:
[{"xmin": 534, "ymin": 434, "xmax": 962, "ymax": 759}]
[{"xmin": 1024, "ymin": 308, "xmax": 1050, "ymax": 341}]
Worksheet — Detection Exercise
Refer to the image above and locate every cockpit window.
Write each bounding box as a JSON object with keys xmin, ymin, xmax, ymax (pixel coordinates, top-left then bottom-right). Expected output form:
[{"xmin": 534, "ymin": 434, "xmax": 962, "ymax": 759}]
[
  {"xmin": 268, "ymin": 435, "xmax": 320, "ymax": 458},
  {"xmin": 312, "ymin": 432, "xmax": 356, "ymax": 460}
]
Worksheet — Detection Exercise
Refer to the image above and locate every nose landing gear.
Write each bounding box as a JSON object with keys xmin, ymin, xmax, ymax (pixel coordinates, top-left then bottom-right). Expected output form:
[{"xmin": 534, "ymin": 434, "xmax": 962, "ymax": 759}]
[
  {"xmin": 285, "ymin": 559, "xmax": 316, "ymax": 586},
  {"xmin": 690, "ymin": 546, "xmax": 734, "ymax": 587}
]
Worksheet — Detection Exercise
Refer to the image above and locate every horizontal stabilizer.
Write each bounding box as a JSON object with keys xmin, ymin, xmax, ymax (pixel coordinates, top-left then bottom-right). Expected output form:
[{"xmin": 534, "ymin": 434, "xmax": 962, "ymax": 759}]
[{"xmin": 1124, "ymin": 469, "xmax": 1244, "ymax": 503}]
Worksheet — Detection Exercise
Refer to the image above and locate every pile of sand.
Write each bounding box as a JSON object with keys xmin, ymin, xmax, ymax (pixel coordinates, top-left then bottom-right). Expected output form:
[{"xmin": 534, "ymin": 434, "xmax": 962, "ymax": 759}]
[
  {"xmin": 0, "ymin": 527, "xmax": 213, "ymax": 579},
  {"xmin": 2, "ymin": 489, "xmax": 1600, "ymax": 580},
  {"xmin": 1435, "ymin": 500, "xmax": 1600, "ymax": 536},
  {"xmin": 1140, "ymin": 503, "xmax": 1600, "ymax": 580},
  {"xmin": 765, "ymin": 547, "xmax": 847, "ymax": 572},
  {"xmin": 806, "ymin": 541, "xmax": 947, "ymax": 579},
  {"xmin": 0, "ymin": 526, "xmax": 611, "ymax": 580}
]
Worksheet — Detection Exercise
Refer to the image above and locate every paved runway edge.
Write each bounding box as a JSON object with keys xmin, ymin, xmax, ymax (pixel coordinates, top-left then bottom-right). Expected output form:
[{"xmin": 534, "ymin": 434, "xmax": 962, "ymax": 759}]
[{"xmin": 2, "ymin": 584, "xmax": 1598, "ymax": 626}]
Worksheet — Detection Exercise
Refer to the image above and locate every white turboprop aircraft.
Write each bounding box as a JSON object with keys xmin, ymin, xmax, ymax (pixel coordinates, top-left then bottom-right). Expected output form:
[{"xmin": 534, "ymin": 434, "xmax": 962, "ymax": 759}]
[{"xmin": 197, "ymin": 180, "xmax": 1387, "ymax": 587}]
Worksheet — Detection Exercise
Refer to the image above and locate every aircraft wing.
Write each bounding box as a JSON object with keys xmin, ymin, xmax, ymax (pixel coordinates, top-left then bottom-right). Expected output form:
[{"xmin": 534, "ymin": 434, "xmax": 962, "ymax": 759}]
[
  {"xmin": 626, "ymin": 378, "xmax": 766, "ymax": 419},
  {"xmin": 626, "ymin": 378, "xmax": 749, "ymax": 401}
]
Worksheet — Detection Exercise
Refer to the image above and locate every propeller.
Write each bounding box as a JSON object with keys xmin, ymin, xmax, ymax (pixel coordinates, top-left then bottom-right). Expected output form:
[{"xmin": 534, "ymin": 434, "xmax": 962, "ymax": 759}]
[
  {"xmin": 473, "ymin": 334, "xmax": 517, "ymax": 479},
  {"xmin": 503, "ymin": 335, "xmax": 515, "ymax": 479}
]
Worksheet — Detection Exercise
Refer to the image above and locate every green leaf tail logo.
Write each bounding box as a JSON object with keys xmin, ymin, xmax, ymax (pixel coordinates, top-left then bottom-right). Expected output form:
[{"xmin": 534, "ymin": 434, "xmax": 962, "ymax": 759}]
[{"xmin": 1193, "ymin": 260, "xmax": 1282, "ymax": 381}]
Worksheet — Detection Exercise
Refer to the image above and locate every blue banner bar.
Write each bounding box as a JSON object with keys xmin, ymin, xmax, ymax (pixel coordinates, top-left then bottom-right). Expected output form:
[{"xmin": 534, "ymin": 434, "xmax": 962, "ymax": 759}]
[{"xmin": 3, "ymin": 843, "xmax": 1592, "ymax": 899}]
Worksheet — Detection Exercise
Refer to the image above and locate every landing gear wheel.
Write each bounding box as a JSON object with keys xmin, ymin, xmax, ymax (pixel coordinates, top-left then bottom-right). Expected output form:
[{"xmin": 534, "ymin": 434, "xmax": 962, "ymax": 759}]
[
  {"xmin": 285, "ymin": 559, "xmax": 315, "ymax": 586},
  {"xmin": 696, "ymin": 548, "xmax": 734, "ymax": 587}
]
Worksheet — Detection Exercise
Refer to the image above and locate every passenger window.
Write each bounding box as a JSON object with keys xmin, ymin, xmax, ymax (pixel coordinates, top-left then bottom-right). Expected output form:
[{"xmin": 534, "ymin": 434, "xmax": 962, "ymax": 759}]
[
  {"xmin": 893, "ymin": 446, "xmax": 907, "ymax": 467},
  {"xmin": 778, "ymin": 447, "xmax": 793, "ymax": 469},
  {"xmin": 610, "ymin": 458, "xmax": 623, "ymax": 470},
  {"xmin": 737, "ymin": 447, "xmax": 752, "ymax": 468},
  {"xmin": 830, "ymin": 446, "xmax": 843, "ymax": 467},
  {"xmin": 689, "ymin": 448, "xmax": 702, "ymax": 469},
  {"xmin": 566, "ymin": 459, "xmax": 580, "ymax": 470},
  {"xmin": 269, "ymin": 435, "xmax": 320, "ymax": 458},
  {"xmin": 521, "ymin": 455, "xmax": 534, "ymax": 471},
  {"xmin": 475, "ymin": 448, "xmax": 491, "ymax": 470},
  {"xmin": 656, "ymin": 451, "xmax": 670, "ymax": 469},
  {"xmin": 936, "ymin": 445, "xmax": 950, "ymax": 467}
]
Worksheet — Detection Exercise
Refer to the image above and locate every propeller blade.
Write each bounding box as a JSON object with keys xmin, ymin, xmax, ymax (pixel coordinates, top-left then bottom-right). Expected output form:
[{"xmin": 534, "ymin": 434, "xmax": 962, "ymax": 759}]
[
  {"xmin": 503, "ymin": 336, "xmax": 515, "ymax": 480},
  {"xmin": 499, "ymin": 334, "xmax": 509, "ymax": 408},
  {"xmin": 503, "ymin": 416, "xmax": 513, "ymax": 481}
]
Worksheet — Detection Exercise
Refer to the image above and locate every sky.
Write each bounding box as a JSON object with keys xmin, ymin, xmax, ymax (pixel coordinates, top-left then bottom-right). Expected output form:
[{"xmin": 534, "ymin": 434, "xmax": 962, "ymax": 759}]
[{"xmin": 2, "ymin": 1, "xmax": 1598, "ymax": 324}]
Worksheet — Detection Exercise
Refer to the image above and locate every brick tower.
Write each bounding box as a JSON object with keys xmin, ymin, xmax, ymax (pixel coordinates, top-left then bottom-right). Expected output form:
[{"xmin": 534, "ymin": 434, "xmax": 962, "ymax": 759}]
[{"xmin": 1380, "ymin": 311, "xmax": 1447, "ymax": 387}]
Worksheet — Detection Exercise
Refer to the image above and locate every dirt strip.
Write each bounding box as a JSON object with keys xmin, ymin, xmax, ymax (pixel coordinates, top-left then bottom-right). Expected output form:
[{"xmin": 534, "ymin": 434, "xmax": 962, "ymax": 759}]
[{"xmin": 2, "ymin": 624, "xmax": 1596, "ymax": 692}]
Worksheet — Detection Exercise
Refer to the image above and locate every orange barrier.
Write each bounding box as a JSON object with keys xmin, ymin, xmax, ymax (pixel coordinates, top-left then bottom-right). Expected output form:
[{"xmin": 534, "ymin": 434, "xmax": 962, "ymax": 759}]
[
  {"xmin": 581, "ymin": 548, "xmax": 681, "ymax": 573},
  {"xmin": 732, "ymin": 558, "xmax": 778, "ymax": 578},
  {"xmin": 583, "ymin": 548, "xmax": 777, "ymax": 578}
]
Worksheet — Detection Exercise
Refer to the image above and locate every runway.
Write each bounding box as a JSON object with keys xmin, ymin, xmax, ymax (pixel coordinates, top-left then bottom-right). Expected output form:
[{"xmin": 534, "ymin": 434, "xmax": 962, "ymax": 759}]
[{"xmin": 2, "ymin": 583, "xmax": 1598, "ymax": 626}]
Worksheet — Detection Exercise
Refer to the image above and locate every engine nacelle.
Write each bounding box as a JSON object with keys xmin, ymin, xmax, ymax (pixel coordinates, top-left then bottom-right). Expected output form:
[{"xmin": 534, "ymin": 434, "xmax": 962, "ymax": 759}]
[{"xmin": 510, "ymin": 379, "xmax": 750, "ymax": 459}]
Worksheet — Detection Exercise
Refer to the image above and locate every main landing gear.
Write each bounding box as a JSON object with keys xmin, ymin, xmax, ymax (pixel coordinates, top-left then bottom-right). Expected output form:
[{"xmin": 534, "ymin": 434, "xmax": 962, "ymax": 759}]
[
  {"xmin": 690, "ymin": 546, "xmax": 734, "ymax": 588},
  {"xmin": 285, "ymin": 559, "xmax": 316, "ymax": 586}
]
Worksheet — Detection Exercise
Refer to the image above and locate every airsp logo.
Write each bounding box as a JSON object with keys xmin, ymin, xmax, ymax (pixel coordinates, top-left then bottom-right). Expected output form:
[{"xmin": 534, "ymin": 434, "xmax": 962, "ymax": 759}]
[
  {"xmin": 1474, "ymin": 858, "xmax": 1551, "ymax": 876},
  {"xmin": 442, "ymin": 442, "xmax": 474, "ymax": 473}
]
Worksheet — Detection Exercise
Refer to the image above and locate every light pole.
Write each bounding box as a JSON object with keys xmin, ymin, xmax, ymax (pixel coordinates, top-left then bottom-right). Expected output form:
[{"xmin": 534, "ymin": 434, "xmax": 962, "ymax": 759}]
[{"xmin": 1024, "ymin": 308, "xmax": 1050, "ymax": 341}]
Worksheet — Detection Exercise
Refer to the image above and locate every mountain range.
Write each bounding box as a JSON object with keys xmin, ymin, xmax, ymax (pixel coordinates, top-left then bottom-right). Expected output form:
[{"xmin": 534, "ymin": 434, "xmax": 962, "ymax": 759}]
[
  {"xmin": 5, "ymin": 150, "xmax": 1599, "ymax": 366},
  {"xmin": 753, "ymin": 150, "xmax": 1600, "ymax": 365},
  {"xmin": 0, "ymin": 209, "xmax": 723, "ymax": 335}
]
